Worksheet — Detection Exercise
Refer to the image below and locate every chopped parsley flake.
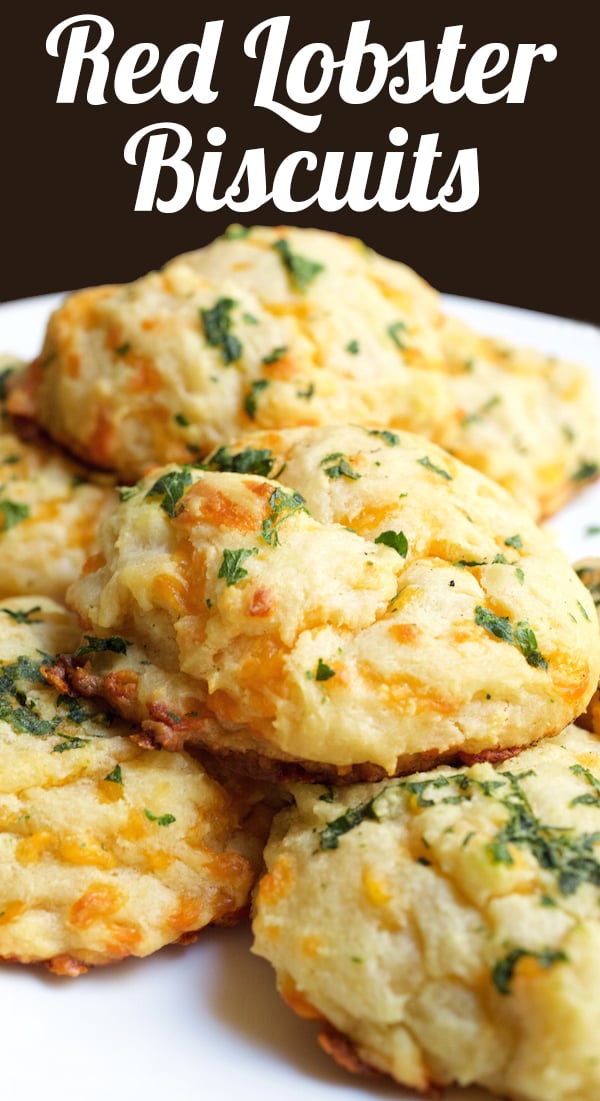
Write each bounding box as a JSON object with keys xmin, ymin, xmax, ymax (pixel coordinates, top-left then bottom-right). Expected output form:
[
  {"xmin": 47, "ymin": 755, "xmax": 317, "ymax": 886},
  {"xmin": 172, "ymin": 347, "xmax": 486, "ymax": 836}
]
[
  {"xmin": 387, "ymin": 321, "xmax": 407, "ymax": 349},
  {"xmin": 319, "ymin": 799, "xmax": 379, "ymax": 850},
  {"xmin": 104, "ymin": 764, "xmax": 123, "ymax": 784},
  {"xmin": 205, "ymin": 446, "xmax": 275, "ymax": 478},
  {"xmin": 459, "ymin": 395, "xmax": 501, "ymax": 426},
  {"xmin": 174, "ymin": 412, "xmax": 189, "ymax": 427},
  {"xmin": 243, "ymin": 312, "xmax": 259, "ymax": 325},
  {"xmin": 0, "ymin": 606, "xmax": 42, "ymax": 624},
  {"xmin": 0, "ymin": 654, "xmax": 48, "ymax": 694},
  {"xmin": 577, "ymin": 600, "xmax": 591, "ymax": 622},
  {"xmin": 200, "ymin": 297, "xmax": 242, "ymax": 364},
  {"xmin": 346, "ymin": 340, "xmax": 360, "ymax": 354},
  {"xmin": 492, "ymin": 947, "xmax": 568, "ymax": 995},
  {"xmin": 272, "ymin": 238, "xmax": 324, "ymax": 292},
  {"xmin": 74, "ymin": 636, "xmax": 130, "ymax": 657},
  {"xmin": 374, "ymin": 530, "xmax": 408, "ymax": 557},
  {"xmin": 570, "ymin": 764, "xmax": 600, "ymax": 807},
  {"xmin": 320, "ymin": 452, "xmax": 361, "ymax": 480},
  {"xmin": 224, "ymin": 224, "xmax": 251, "ymax": 240},
  {"xmin": 0, "ymin": 695, "xmax": 59, "ymax": 737},
  {"xmin": 504, "ymin": 534, "xmax": 522, "ymax": 549},
  {"xmin": 0, "ymin": 500, "xmax": 30, "ymax": 532},
  {"xmin": 314, "ymin": 659, "xmax": 335, "ymax": 682},
  {"xmin": 56, "ymin": 694, "xmax": 89, "ymax": 723},
  {"xmin": 146, "ymin": 468, "xmax": 192, "ymax": 517},
  {"xmin": 144, "ymin": 809, "xmax": 176, "ymax": 826},
  {"xmin": 573, "ymin": 461, "xmax": 599, "ymax": 482},
  {"xmin": 366, "ymin": 429, "xmax": 399, "ymax": 446},
  {"xmin": 52, "ymin": 737, "xmax": 89, "ymax": 752},
  {"xmin": 244, "ymin": 379, "xmax": 269, "ymax": 420},
  {"xmin": 474, "ymin": 607, "xmax": 548, "ymax": 670},
  {"xmin": 218, "ymin": 548, "xmax": 258, "ymax": 586},
  {"xmin": 296, "ymin": 383, "xmax": 314, "ymax": 400},
  {"xmin": 115, "ymin": 342, "xmax": 131, "ymax": 357},
  {"xmin": 417, "ymin": 456, "xmax": 452, "ymax": 480},
  {"xmin": 261, "ymin": 488, "xmax": 308, "ymax": 546},
  {"xmin": 515, "ymin": 567, "xmax": 525, "ymax": 585},
  {"xmin": 262, "ymin": 346, "xmax": 288, "ymax": 365}
]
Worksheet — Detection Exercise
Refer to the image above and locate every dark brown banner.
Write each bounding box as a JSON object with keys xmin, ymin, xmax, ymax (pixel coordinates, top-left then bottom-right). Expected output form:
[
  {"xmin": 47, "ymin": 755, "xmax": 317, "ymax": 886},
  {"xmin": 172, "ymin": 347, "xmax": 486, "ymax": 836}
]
[{"xmin": 1, "ymin": 4, "xmax": 597, "ymax": 323}]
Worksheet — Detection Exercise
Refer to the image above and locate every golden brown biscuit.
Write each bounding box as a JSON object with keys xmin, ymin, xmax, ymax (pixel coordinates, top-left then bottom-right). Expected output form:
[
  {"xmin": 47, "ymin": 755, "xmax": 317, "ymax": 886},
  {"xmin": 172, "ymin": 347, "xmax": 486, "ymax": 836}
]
[
  {"xmin": 0, "ymin": 598, "xmax": 265, "ymax": 974},
  {"xmin": 0, "ymin": 356, "xmax": 117, "ymax": 600},
  {"xmin": 60, "ymin": 425, "xmax": 600, "ymax": 780},
  {"xmin": 437, "ymin": 314, "xmax": 600, "ymax": 516},
  {"xmin": 9, "ymin": 228, "xmax": 598, "ymax": 517},
  {"xmin": 252, "ymin": 724, "xmax": 600, "ymax": 1101}
]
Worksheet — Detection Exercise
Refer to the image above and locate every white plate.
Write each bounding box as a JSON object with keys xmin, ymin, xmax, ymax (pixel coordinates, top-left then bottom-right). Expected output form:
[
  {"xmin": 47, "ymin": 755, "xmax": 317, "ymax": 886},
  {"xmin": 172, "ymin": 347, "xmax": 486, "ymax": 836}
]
[{"xmin": 0, "ymin": 293, "xmax": 599, "ymax": 1101}]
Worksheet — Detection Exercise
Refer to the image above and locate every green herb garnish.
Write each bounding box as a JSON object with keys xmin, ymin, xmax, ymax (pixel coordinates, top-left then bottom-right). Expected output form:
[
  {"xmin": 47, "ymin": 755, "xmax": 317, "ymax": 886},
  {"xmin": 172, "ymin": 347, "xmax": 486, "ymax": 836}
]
[
  {"xmin": 218, "ymin": 548, "xmax": 258, "ymax": 586},
  {"xmin": 570, "ymin": 764, "xmax": 600, "ymax": 808},
  {"xmin": 262, "ymin": 346, "xmax": 288, "ymax": 365},
  {"xmin": 144, "ymin": 809, "xmax": 176, "ymax": 826},
  {"xmin": 492, "ymin": 947, "xmax": 568, "ymax": 995},
  {"xmin": 0, "ymin": 500, "xmax": 30, "ymax": 532},
  {"xmin": 200, "ymin": 297, "xmax": 242, "ymax": 364},
  {"xmin": 244, "ymin": 379, "xmax": 269, "ymax": 420},
  {"xmin": 374, "ymin": 530, "xmax": 408, "ymax": 557},
  {"xmin": 0, "ymin": 606, "xmax": 42, "ymax": 624},
  {"xmin": 272, "ymin": 239, "xmax": 324, "ymax": 292},
  {"xmin": 573, "ymin": 461, "xmax": 599, "ymax": 482},
  {"xmin": 320, "ymin": 453, "xmax": 361, "ymax": 480},
  {"xmin": 474, "ymin": 607, "xmax": 547, "ymax": 670},
  {"xmin": 224, "ymin": 224, "xmax": 251, "ymax": 240},
  {"xmin": 104, "ymin": 764, "xmax": 123, "ymax": 784},
  {"xmin": 261, "ymin": 488, "xmax": 308, "ymax": 546},
  {"xmin": 205, "ymin": 446, "xmax": 275, "ymax": 478},
  {"xmin": 417, "ymin": 456, "xmax": 452, "ymax": 480},
  {"xmin": 74, "ymin": 636, "xmax": 130, "ymax": 658},
  {"xmin": 146, "ymin": 468, "xmax": 192, "ymax": 517},
  {"xmin": 367, "ymin": 429, "xmax": 399, "ymax": 446},
  {"xmin": 387, "ymin": 321, "xmax": 407, "ymax": 349}
]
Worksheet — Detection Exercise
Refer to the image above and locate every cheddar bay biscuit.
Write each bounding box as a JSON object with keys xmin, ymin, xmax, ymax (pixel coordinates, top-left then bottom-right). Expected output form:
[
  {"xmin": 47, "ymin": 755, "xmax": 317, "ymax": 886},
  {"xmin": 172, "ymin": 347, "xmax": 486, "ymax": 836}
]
[
  {"xmin": 61, "ymin": 425, "xmax": 599, "ymax": 779},
  {"xmin": 0, "ymin": 356, "xmax": 117, "ymax": 600},
  {"xmin": 11, "ymin": 227, "xmax": 598, "ymax": 517},
  {"xmin": 0, "ymin": 598, "xmax": 264, "ymax": 974},
  {"xmin": 437, "ymin": 314, "xmax": 600, "ymax": 517},
  {"xmin": 252, "ymin": 724, "xmax": 600, "ymax": 1101}
]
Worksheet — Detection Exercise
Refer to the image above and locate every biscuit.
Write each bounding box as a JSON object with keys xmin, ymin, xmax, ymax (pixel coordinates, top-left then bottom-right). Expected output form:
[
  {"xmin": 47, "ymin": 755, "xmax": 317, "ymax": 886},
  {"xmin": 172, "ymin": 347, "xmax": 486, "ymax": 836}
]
[
  {"xmin": 9, "ymin": 228, "xmax": 598, "ymax": 517},
  {"xmin": 61, "ymin": 425, "xmax": 600, "ymax": 779},
  {"xmin": 0, "ymin": 356, "xmax": 117, "ymax": 600},
  {"xmin": 0, "ymin": 598, "xmax": 265, "ymax": 974},
  {"xmin": 252, "ymin": 724, "xmax": 600, "ymax": 1101}
]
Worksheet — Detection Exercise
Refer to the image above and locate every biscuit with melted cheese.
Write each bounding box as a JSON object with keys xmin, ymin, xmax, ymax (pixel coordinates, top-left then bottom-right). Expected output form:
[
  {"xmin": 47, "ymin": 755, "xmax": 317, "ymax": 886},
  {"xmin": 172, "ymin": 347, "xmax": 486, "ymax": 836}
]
[
  {"xmin": 0, "ymin": 598, "xmax": 264, "ymax": 974},
  {"xmin": 0, "ymin": 357, "xmax": 117, "ymax": 600},
  {"xmin": 252, "ymin": 724, "xmax": 600, "ymax": 1101},
  {"xmin": 61, "ymin": 425, "xmax": 600, "ymax": 779},
  {"xmin": 9, "ymin": 228, "xmax": 598, "ymax": 518}
]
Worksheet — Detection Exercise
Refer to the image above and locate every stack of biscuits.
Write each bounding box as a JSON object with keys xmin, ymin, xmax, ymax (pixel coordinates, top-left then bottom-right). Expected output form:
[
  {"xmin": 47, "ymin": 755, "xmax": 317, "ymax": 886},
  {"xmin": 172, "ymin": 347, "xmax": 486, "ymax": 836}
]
[{"xmin": 2, "ymin": 227, "xmax": 600, "ymax": 1101}]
